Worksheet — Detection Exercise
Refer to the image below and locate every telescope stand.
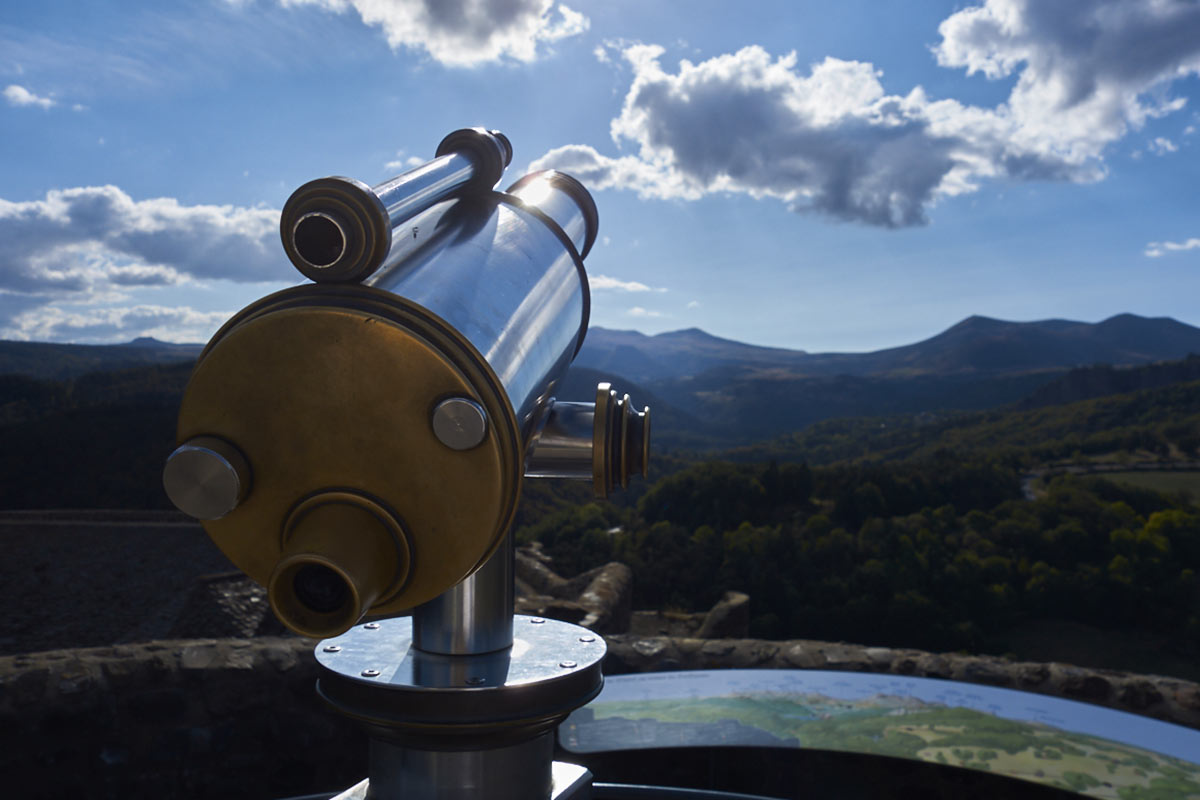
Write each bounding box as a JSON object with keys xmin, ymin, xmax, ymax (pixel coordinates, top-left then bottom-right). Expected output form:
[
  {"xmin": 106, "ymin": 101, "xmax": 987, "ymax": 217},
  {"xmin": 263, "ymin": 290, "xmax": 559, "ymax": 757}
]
[{"xmin": 316, "ymin": 536, "xmax": 605, "ymax": 800}]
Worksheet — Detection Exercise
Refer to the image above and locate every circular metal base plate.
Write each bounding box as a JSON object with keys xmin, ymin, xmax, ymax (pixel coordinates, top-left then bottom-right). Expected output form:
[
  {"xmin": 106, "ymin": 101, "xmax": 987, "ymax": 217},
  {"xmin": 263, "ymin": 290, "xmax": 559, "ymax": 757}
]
[{"xmin": 315, "ymin": 615, "xmax": 605, "ymax": 730}]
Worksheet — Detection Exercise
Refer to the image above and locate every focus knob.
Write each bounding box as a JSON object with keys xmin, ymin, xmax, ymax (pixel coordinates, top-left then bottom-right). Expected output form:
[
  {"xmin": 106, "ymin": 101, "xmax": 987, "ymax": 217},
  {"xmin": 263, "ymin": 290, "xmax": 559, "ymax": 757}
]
[{"xmin": 163, "ymin": 436, "xmax": 252, "ymax": 520}]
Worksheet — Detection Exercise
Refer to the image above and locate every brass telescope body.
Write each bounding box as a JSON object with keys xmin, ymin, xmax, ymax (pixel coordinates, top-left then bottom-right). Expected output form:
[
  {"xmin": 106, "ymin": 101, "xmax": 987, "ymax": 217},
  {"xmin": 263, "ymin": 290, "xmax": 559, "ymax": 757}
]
[{"xmin": 178, "ymin": 284, "xmax": 524, "ymax": 629}]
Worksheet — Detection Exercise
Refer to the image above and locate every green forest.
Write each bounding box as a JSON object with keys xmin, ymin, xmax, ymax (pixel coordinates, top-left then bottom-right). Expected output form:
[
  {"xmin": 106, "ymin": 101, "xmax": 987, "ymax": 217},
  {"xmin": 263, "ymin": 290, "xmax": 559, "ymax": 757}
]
[
  {"xmin": 516, "ymin": 379, "xmax": 1200, "ymax": 678},
  {"xmin": 2, "ymin": 358, "xmax": 1199, "ymax": 677}
]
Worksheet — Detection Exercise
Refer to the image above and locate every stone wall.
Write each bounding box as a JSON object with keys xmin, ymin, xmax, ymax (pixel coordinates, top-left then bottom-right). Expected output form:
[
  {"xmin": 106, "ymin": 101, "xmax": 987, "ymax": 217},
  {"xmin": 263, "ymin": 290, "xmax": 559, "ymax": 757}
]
[
  {"xmin": 3, "ymin": 634, "xmax": 1198, "ymax": 799},
  {"xmin": 0, "ymin": 639, "xmax": 364, "ymax": 800}
]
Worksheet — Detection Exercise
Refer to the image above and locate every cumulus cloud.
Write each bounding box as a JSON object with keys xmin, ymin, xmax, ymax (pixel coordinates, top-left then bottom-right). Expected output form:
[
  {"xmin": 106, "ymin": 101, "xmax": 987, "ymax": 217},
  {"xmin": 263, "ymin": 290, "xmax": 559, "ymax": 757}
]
[
  {"xmin": 627, "ymin": 306, "xmax": 664, "ymax": 318},
  {"xmin": 589, "ymin": 274, "xmax": 666, "ymax": 292},
  {"xmin": 1145, "ymin": 237, "xmax": 1200, "ymax": 258},
  {"xmin": 279, "ymin": 0, "xmax": 588, "ymax": 67},
  {"xmin": 1, "ymin": 304, "xmax": 232, "ymax": 343},
  {"xmin": 533, "ymin": 0, "xmax": 1200, "ymax": 228},
  {"xmin": 0, "ymin": 186, "xmax": 286, "ymax": 342},
  {"xmin": 4, "ymin": 84, "xmax": 55, "ymax": 109},
  {"xmin": 934, "ymin": 0, "xmax": 1200, "ymax": 162},
  {"xmin": 0, "ymin": 185, "xmax": 284, "ymax": 296}
]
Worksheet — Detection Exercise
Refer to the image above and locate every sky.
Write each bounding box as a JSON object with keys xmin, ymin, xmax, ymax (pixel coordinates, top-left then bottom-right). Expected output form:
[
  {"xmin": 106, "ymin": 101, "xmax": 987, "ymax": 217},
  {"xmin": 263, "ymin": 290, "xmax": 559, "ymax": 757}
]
[{"xmin": 1, "ymin": 0, "xmax": 1199, "ymax": 353}]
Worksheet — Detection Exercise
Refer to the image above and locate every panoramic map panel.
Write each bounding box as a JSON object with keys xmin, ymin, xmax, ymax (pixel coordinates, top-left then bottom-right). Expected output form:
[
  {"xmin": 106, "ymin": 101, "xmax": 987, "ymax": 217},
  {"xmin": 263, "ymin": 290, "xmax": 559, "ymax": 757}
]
[{"xmin": 561, "ymin": 671, "xmax": 1200, "ymax": 798}]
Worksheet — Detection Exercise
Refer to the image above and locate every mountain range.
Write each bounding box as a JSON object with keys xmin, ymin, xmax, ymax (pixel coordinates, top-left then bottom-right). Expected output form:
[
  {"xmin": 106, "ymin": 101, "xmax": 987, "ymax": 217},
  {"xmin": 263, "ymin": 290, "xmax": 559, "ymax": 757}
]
[
  {"xmin": 568, "ymin": 314, "xmax": 1200, "ymax": 446},
  {"xmin": 572, "ymin": 313, "xmax": 1200, "ymax": 382},
  {"xmin": 3, "ymin": 313, "xmax": 1199, "ymax": 449}
]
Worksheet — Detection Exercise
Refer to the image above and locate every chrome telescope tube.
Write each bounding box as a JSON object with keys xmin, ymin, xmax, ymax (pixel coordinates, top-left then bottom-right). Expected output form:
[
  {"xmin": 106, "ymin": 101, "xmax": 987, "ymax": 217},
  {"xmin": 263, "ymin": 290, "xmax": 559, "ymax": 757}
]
[
  {"xmin": 280, "ymin": 127, "xmax": 512, "ymax": 283},
  {"xmin": 364, "ymin": 171, "xmax": 598, "ymax": 437}
]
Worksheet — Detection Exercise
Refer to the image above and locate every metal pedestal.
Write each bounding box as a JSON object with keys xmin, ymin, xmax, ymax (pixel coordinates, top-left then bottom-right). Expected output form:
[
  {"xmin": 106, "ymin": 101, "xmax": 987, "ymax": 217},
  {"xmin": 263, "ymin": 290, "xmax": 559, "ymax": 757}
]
[{"xmin": 316, "ymin": 615, "xmax": 604, "ymax": 800}]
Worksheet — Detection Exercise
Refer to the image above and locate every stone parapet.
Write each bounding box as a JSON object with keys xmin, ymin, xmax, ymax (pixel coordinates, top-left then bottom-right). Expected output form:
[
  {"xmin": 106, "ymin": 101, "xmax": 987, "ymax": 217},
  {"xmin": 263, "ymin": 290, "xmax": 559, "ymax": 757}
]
[
  {"xmin": 0, "ymin": 638, "xmax": 362, "ymax": 799},
  {"xmin": 3, "ymin": 633, "xmax": 1198, "ymax": 799}
]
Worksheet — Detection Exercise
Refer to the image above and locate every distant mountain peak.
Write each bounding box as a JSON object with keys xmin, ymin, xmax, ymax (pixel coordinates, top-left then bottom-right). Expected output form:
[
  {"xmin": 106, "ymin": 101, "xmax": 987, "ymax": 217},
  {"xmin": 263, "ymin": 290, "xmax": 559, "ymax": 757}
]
[
  {"xmin": 946, "ymin": 315, "xmax": 1007, "ymax": 331},
  {"xmin": 127, "ymin": 337, "xmax": 169, "ymax": 348}
]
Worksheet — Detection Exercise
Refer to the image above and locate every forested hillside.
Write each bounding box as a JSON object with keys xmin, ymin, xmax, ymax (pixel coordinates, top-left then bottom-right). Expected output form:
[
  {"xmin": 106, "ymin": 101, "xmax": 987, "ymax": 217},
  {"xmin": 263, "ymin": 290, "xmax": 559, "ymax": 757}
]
[
  {"xmin": 518, "ymin": 460, "xmax": 1199, "ymax": 678},
  {"xmin": 3, "ymin": 353, "xmax": 1199, "ymax": 679},
  {"xmin": 516, "ymin": 379, "xmax": 1200, "ymax": 679}
]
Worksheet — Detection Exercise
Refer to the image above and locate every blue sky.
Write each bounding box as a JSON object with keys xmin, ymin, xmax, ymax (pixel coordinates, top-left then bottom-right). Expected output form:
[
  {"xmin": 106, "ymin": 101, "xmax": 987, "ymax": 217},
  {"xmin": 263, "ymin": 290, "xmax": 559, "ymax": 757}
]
[{"xmin": 2, "ymin": 0, "xmax": 1199, "ymax": 352}]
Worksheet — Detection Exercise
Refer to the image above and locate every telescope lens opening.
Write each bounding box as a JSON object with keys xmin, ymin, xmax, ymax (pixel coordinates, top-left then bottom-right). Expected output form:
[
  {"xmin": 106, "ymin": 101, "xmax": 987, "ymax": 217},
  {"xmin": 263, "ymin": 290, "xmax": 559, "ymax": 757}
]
[
  {"xmin": 294, "ymin": 213, "xmax": 346, "ymax": 268},
  {"xmin": 293, "ymin": 562, "xmax": 350, "ymax": 614}
]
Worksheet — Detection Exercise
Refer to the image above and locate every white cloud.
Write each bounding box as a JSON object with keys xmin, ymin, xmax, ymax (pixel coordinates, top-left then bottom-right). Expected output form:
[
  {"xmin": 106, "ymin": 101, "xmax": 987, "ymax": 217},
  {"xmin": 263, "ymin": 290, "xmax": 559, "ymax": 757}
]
[
  {"xmin": 935, "ymin": 0, "xmax": 1200, "ymax": 164},
  {"xmin": 1148, "ymin": 137, "xmax": 1178, "ymax": 155},
  {"xmin": 627, "ymin": 306, "xmax": 664, "ymax": 318},
  {"xmin": 4, "ymin": 84, "xmax": 55, "ymax": 109},
  {"xmin": 0, "ymin": 185, "xmax": 287, "ymax": 341},
  {"xmin": 1145, "ymin": 237, "xmax": 1200, "ymax": 257},
  {"xmin": 686, "ymin": 300, "xmax": 701, "ymax": 309},
  {"xmin": 589, "ymin": 274, "xmax": 666, "ymax": 292},
  {"xmin": 384, "ymin": 152, "xmax": 427, "ymax": 173},
  {"xmin": 1, "ymin": 304, "xmax": 232, "ymax": 344},
  {"xmin": 0, "ymin": 185, "xmax": 285, "ymax": 295},
  {"xmin": 279, "ymin": 0, "xmax": 588, "ymax": 67},
  {"xmin": 534, "ymin": 0, "xmax": 1200, "ymax": 228}
]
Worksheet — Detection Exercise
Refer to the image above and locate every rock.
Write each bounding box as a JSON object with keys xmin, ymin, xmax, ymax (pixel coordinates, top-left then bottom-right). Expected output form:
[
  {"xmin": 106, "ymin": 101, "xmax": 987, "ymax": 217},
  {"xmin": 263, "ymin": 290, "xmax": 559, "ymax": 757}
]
[
  {"xmin": 1054, "ymin": 664, "xmax": 1112, "ymax": 701},
  {"xmin": 514, "ymin": 546, "xmax": 569, "ymax": 596},
  {"xmin": 576, "ymin": 563, "xmax": 633, "ymax": 634},
  {"xmin": 696, "ymin": 591, "xmax": 750, "ymax": 639},
  {"xmin": 1017, "ymin": 663, "xmax": 1051, "ymax": 687},
  {"xmin": 1117, "ymin": 680, "xmax": 1164, "ymax": 710},
  {"xmin": 958, "ymin": 659, "xmax": 1013, "ymax": 687}
]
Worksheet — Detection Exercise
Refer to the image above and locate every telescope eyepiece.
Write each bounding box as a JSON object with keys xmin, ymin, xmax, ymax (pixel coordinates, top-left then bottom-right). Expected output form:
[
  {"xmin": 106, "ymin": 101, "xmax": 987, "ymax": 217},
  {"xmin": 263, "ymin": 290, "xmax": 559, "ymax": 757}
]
[
  {"xmin": 267, "ymin": 492, "xmax": 412, "ymax": 638},
  {"xmin": 293, "ymin": 562, "xmax": 351, "ymax": 615}
]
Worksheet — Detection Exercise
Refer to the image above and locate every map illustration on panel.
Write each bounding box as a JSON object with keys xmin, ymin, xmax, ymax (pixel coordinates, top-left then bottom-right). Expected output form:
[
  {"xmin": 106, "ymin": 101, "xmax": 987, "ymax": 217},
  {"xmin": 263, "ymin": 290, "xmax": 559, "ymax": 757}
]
[{"xmin": 560, "ymin": 670, "xmax": 1200, "ymax": 798}]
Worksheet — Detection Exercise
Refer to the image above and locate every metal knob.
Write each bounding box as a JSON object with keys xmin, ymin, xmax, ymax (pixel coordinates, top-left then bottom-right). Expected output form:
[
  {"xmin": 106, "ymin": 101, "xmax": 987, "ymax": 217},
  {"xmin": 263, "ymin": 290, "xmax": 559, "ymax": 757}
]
[
  {"xmin": 524, "ymin": 383, "xmax": 650, "ymax": 497},
  {"xmin": 162, "ymin": 436, "xmax": 251, "ymax": 520},
  {"xmin": 594, "ymin": 383, "xmax": 650, "ymax": 497},
  {"xmin": 432, "ymin": 397, "xmax": 488, "ymax": 450}
]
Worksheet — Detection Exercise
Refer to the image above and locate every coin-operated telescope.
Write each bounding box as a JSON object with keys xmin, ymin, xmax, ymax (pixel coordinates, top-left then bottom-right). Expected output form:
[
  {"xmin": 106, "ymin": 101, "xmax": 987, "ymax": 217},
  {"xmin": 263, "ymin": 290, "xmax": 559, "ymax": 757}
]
[{"xmin": 162, "ymin": 128, "xmax": 649, "ymax": 800}]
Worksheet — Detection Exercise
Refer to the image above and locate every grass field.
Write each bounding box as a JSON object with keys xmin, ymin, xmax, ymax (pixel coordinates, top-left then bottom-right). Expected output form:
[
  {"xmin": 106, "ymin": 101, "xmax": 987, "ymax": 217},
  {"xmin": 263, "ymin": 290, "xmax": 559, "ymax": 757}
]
[{"xmin": 1098, "ymin": 470, "xmax": 1200, "ymax": 498}]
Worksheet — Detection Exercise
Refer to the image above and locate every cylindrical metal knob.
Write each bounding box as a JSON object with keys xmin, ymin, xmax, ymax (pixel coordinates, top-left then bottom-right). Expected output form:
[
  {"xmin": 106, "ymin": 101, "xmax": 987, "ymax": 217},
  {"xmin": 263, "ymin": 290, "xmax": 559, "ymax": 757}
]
[
  {"xmin": 523, "ymin": 401, "xmax": 596, "ymax": 481},
  {"xmin": 162, "ymin": 436, "xmax": 251, "ymax": 520},
  {"xmin": 431, "ymin": 397, "xmax": 488, "ymax": 450},
  {"xmin": 594, "ymin": 383, "xmax": 650, "ymax": 497},
  {"xmin": 524, "ymin": 384, "xmax": 650, "ymax": 497}
]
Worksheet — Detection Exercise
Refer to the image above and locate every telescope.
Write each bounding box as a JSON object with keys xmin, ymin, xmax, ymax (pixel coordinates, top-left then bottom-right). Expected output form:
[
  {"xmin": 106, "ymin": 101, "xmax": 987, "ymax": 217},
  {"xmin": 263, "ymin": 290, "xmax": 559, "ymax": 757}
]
[{"xmin": 162, "ymin": 128, "xmax": 649, "ymax": 800}]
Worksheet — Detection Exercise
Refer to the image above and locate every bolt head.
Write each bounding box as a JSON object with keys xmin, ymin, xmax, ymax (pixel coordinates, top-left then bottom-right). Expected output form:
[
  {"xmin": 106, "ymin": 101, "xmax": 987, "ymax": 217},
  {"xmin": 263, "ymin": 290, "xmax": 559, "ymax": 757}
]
[
  {"xmin": 323, "ymin": 645, "xmax": 342, "ymax": 653},
  {"xmin": 363, "ymin": 623, "xmax": 381, "ymax": 630},
  {"xmin": 362, "ymin": 669, "xmax": 381, "ymax": 678},
  {"xmin": 530, "ymin": 618, "xmax": 546, "ymax": 624},
  {"xmin": 559, "ymin": 661, "xmax": 578, "ymax": 669},
  {"xmin": 578, "ymin": 635, "xmax": 596, "ymax": 643}
]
